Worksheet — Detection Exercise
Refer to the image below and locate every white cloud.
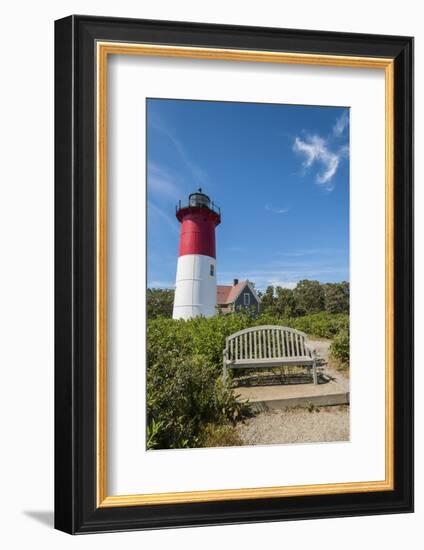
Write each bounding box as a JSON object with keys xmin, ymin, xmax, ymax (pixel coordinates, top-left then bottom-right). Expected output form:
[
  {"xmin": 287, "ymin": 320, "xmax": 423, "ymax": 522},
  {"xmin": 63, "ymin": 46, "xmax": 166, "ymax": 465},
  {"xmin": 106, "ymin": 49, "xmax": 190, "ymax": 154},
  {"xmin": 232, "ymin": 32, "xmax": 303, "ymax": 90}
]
[
  {"xmin": 218, "ymin": 265, "xmax": 348, "ymax": 292},
  {"xmin": 148, "ymin": 280, "xmax": 175, "ymax": 289},
  {"xmin": 339, "ymin": 143, "xmax": 350, "ymax": 158},
  {"xmin": 265, "ymin": 204, "xmax": 290, "ymax": 214},
  {"xmin": 333, "ymin": 110, "xmax": 349, "ymax": 137},
  {"xmin": 148, "ymin": 163, "xmax": 180, "ymax": 200},
  {"xmin": 279, "ymin": 248, "xmax": 341, "ymax": 257},
  {"xmin": 148, "ymin": 201, "xmax": 178, "ymax": 234},
  {"xmin": 268, "ymin": 280, "xmax": 297, "ymax": 290},
  {"xmin": 293, "ymin": 111, "xmax": 349, "ymax": 191},
  {"xmin": 293, "ymin": 135, "xmax": 340, "ymax": 190}
]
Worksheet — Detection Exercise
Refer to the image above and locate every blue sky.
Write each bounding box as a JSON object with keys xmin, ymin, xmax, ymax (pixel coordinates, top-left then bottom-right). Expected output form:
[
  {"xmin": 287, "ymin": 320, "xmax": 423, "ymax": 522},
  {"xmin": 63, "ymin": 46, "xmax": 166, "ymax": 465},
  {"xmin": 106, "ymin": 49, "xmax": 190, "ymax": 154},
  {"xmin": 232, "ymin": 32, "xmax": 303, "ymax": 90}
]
[{"xmin": 147, "ymin": 98, "xmax": 349, "ymax": 291}]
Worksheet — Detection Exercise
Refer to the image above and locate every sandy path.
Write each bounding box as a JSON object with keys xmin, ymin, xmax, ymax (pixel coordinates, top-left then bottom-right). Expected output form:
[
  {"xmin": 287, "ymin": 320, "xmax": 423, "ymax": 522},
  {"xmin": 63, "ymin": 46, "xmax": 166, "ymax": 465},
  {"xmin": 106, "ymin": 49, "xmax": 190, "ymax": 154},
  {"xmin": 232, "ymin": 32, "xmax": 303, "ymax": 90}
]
[
  {"xmin": 237, "ymin": 405, "xmax": 349, "ymax": 445},
  {"xmin": 310, "ymin": 337, "xmax": 349, "ymax": 383}
]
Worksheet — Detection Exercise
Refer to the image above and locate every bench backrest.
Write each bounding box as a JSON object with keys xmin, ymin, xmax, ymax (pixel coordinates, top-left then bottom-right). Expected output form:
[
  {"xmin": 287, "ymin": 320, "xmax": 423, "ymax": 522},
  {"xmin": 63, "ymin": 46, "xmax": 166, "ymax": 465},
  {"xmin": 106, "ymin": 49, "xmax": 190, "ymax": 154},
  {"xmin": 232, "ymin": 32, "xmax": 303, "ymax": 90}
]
[{"xmin": 225, "ymin": 325, "xmax": 312, "ymax": 362}]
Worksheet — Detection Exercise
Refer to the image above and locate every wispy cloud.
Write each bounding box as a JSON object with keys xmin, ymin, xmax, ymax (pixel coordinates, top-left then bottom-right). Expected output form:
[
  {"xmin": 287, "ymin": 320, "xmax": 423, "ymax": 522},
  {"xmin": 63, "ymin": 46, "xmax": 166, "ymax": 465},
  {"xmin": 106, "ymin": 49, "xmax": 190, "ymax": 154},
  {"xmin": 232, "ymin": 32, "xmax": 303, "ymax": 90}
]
[
  {"xmin": 278, "ymin": 248, "xmax": 341, "ymax": 258},
  {"xmin": 148, "ymin": 280, "xmax": 176, "ymax": 289},
  {"xmin": 267, "ymin": 280, "xmax": 297, "ymax": 290},
  {"xmin": 333, "ymin": 110, "xmax": 349, "ymax": 137},
  {"xmin": 148, "ymin": 201, "xmax": 178, "ymax": 234},
  {"xmin": 148, "ymin": 163, "xmax": 180, "ymax": 200},
  {"xmin": 265, "ymin": 204, "xmax": 290, "ymax": 214},
  {"xmin": 218, "ymin": 264, "xmax": 348, "ymax": 291},
  {"xmin": 293, "ymin": 109, "xmax": 349, "ymax": 191},
  {"xmin": 293, "ymin": 135, "xmax": 340, "ymax": 190},
  {"xmin": 149, "ymin": 111, "xmax": 208, "ymax": 186}
]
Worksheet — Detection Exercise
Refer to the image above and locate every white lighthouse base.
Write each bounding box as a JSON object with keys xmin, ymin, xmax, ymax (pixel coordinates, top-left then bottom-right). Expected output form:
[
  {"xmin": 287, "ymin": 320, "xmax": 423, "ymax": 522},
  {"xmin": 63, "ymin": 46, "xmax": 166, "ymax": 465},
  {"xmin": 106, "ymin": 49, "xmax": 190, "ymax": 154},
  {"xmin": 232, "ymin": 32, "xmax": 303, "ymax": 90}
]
[{"xmin": 172, "ymin": 254, "xmax": 217, "ymax": 320}]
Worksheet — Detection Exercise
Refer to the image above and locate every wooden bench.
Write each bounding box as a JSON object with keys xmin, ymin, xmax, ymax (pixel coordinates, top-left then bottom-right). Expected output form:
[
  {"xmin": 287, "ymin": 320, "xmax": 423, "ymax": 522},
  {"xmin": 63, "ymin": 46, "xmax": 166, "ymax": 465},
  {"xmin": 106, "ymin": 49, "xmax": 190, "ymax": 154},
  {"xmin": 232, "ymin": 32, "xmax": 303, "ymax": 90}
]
[{"xmin": 223, "ymin": 325, "xmax": 318, "ymax": 384}]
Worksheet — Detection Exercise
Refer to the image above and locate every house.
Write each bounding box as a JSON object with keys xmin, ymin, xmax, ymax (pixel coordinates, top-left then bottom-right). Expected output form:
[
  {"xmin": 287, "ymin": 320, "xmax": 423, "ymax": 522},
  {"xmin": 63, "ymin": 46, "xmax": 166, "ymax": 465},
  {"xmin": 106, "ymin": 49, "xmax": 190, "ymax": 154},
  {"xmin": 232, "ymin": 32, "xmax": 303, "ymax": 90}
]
[{"xmin": 216, "ymin": 279, "xmax": 261, "ymax": 315}]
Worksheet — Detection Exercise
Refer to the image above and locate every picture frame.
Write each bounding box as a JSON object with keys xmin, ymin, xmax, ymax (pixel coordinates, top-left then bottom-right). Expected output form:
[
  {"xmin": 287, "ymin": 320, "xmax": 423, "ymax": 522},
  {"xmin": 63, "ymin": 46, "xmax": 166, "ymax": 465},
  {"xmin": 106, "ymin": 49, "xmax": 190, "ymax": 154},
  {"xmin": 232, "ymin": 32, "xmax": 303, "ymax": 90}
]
[{"xmin": 54, "ymin": 15, "xmax": 413, "ymax": 534}]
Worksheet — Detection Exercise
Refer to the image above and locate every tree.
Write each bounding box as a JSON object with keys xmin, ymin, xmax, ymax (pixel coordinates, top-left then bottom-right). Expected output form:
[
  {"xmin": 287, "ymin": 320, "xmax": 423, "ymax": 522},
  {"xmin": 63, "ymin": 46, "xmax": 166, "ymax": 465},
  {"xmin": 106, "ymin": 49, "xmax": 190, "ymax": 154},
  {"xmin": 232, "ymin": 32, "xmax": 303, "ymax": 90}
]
[
  {"xmin": 293, "ymin": 280, "xmax": 325, "ymax": 315},
  {"xmin": 274, "ymin": 287, "xmax": 300, "ymax": 317},
  {"xmin": 324, "ymin": 282, "xmax": 350, "ymax": 314},
  {"xmin": 147, "ymin": 288, "xmax": 175, "ymax": 319},
  {"xmin": 260, "ymin": 285, "xmax": 275, "ymax": 313}
]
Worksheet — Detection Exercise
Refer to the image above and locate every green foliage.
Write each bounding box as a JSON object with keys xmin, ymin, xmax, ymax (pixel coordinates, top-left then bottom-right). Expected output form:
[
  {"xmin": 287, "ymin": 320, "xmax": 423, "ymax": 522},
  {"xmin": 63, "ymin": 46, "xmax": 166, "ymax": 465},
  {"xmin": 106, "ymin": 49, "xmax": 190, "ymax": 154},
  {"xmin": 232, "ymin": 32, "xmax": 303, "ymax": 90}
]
[
  {"xmin": 260, "ymin": 286, "xmax": 275, "ymax": 311},
  {"xmin": 324, "ymin": 282, "xmax": 350, "ymax": 314},
  {"xmin": 286, "ymin": 311, "xmax": 349, "ymax": 339},
  {"xmin": 148, "ymin": 311, "xmax": 349, "ymax": 371},
  {"xmin": 274, "ymin": 287, "xmax": 301, "ymax": 317},
  {"xmin": 330, "ymin": 326, "xmax": 350, "ymax": 368},
  {"xmin": 147, "ymin": 354, "xmax": 250, "ymax": 449},
  {"xmin": 146, "ymin": 288, "xmax": 174, "ymax": 319},
  {"xmin": 260, "ymin": 281, "xmax": 349, "ymax": 317},
  {"xmin": 146, "ymin": 418, "xmax": 165, "ymax": 449},
  {"xmin": 293, "ymin": 280, "xmax": 325, "ymax": 315},
  {"xmin": 200, "ymin": 424, "xmax": 244, "ymax": 448}
]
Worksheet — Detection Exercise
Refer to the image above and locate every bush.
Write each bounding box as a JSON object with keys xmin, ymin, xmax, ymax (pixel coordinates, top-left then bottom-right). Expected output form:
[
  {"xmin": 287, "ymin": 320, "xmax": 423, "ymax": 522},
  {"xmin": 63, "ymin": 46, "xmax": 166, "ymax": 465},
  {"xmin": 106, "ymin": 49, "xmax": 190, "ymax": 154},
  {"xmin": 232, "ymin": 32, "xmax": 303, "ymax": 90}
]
[
  {"xmin": 287, "ymin": 312, "xmax": 349, "ymax": 339},
  {"xmin": 146, "ymin": 288, "xmax": 174, "ymax": 319},
  {"xmin": 330, "ymin": 327, "xmax": 350, "ymax": 369},
  {"xmin": 200, "ymin": 423, "xmax": 244, "ymax": 448},
  {"xmin": 147, "ymin": 313, "xmax": 254, "ymax": 374},
  {"xmin": 147, "ymin": 354, "xmax": 249, "ymax": 449}
]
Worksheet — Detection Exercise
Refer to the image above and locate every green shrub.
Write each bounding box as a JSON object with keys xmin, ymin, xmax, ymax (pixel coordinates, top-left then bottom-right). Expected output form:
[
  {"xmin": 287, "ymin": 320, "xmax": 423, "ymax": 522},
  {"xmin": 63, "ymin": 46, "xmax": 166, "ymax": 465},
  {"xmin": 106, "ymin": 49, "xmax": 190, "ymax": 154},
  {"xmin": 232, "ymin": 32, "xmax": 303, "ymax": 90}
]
[
  {"xmin": 147, "ymin": 312, "xmax": 349, "ymax": 369},
  {"xmin": 146, "ymin": 288, "xmax": 174, "ymax": 319},
  {"xmin": 287, "ymin": 312, "xmax": 349, "ymax": 339},
  {"xmin": 147, "ymin": 354, "xmax": 250, "ymax": 449},
  {"xmin": 330, "ymin": 327, "xmax": 350, "ymax": 369},
  {"xmin": 199, "ymin": 423, "xmax": 244, "ymax": 448},
  {"xmin": 147, "ymin": 313, "xmax": 254, "ymax": 374}
]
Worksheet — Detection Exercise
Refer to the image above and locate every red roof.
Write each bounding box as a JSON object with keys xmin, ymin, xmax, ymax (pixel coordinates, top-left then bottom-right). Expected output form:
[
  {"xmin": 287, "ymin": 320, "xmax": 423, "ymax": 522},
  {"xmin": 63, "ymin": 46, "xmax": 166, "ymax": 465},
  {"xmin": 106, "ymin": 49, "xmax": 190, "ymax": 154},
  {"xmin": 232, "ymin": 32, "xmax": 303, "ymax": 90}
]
[{"xmin": 216, "ymin": 281, "xmax": 247, "ymax": 305}]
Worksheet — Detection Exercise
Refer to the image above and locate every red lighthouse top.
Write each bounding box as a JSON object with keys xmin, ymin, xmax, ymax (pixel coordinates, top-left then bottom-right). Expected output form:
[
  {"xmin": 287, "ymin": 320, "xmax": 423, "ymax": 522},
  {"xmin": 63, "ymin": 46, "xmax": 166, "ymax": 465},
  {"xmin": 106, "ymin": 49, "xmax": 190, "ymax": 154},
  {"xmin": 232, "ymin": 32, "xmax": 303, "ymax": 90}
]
[{"xmin": 176, "ymin": 189, "xmax": 221, "ymax": 258}]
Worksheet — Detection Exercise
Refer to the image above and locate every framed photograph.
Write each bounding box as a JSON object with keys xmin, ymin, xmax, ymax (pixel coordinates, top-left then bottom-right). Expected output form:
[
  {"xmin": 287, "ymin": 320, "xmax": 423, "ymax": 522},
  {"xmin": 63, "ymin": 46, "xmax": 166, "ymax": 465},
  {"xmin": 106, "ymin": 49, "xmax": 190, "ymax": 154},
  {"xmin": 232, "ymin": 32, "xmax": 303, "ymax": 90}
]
[{"xmin": 54, "ymin": 15, "xmax": 413, "ymax": 534}]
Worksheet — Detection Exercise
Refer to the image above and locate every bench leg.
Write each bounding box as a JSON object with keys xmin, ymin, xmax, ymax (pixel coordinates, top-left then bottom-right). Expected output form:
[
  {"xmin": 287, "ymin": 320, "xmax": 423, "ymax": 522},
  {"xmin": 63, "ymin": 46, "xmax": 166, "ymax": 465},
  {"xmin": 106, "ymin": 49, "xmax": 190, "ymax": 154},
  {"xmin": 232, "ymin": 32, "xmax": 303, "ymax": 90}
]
[
  {"xmin": 312, "ymin": 360, "xmax": 318, "ymax": 385},
  {"xmin": 223, "ymin": 363, "xmax": 227, "ymax": 384}
]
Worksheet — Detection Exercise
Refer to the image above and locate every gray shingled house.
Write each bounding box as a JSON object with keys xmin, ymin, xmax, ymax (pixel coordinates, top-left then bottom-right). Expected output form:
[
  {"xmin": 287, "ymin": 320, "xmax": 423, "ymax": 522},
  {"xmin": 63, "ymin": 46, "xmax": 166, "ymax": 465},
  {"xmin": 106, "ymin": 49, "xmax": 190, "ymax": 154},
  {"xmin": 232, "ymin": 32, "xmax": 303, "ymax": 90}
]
[{"xmin": 216, "ymin": 279, "xmax": 261, "ymax": 315}]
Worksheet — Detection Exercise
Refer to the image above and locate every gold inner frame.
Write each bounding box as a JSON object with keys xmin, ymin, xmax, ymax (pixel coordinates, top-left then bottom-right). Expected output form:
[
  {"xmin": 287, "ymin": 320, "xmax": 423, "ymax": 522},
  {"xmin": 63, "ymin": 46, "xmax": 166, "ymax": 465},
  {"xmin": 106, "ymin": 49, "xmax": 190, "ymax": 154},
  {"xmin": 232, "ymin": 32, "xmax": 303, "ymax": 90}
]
[{"xmin": 96, "ymin": 42, "xmax": 395, "ymax": 508}]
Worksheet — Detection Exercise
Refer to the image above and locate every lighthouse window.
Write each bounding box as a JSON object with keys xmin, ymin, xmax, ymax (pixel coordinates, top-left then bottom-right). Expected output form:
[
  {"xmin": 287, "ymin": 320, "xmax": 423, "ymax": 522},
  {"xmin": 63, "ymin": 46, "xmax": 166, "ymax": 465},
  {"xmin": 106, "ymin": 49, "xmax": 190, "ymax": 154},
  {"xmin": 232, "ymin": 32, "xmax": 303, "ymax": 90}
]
[
  {"xmin": 244, "ymin": 293, "xmax": 251, "ymax": 306},
  {"xmin": 210, "ymin": 264, "xmax": 214, "ymax": 276}
]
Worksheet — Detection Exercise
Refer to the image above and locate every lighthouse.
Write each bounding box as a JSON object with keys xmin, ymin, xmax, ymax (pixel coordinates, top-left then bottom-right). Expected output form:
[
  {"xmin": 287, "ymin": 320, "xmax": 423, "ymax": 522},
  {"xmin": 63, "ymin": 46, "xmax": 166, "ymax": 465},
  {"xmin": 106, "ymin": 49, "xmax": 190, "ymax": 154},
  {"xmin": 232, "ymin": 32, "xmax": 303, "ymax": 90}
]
[{"xmin": 172, "ymin": 189, "xmax": 221, "ymax": 320}]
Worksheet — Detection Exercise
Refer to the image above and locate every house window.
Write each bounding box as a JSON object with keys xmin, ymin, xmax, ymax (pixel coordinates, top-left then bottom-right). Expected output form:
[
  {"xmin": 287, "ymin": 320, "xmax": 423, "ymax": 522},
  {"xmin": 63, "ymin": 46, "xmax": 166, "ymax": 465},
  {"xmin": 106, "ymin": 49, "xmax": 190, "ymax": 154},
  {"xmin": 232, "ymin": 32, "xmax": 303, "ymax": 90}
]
[
  {"xmin": 210, "ymin": 264, "xmax": 214, "ymax": 276},
  {"xmin": 243, "ymin": 292, "xmax": 250, "ymax": 306}
]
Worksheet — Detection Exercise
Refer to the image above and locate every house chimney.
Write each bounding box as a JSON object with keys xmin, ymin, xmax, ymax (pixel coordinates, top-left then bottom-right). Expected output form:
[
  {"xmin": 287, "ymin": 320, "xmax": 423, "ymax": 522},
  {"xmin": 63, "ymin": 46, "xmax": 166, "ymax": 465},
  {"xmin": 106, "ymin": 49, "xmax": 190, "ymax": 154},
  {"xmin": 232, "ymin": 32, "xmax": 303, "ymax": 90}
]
[{"xmin": 233, "ymin": 278, "xmax": 239, "ymax": 286}]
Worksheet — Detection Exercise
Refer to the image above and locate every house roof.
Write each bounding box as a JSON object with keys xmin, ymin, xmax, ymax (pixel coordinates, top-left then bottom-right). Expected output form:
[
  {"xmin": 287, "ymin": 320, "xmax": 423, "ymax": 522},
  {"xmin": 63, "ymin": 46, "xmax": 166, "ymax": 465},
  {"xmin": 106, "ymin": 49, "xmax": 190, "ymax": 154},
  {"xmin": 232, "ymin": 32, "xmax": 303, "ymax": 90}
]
[
  {"xmin": 217, "ymin": 280, "xmax": 260, "ymax": 305},
  {"xmin": 216, "ymin": 284, "xmax": 234, "ymax": 304}
]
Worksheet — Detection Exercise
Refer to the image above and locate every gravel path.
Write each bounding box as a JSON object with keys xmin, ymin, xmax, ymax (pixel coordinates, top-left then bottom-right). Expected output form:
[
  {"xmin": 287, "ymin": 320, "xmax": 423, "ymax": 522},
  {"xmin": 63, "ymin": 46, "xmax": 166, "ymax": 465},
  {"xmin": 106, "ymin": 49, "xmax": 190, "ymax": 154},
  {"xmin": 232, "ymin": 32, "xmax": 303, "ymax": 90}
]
[{"xmin": 237, "ymin": 405, "xmax": 349, "ymax": 445}]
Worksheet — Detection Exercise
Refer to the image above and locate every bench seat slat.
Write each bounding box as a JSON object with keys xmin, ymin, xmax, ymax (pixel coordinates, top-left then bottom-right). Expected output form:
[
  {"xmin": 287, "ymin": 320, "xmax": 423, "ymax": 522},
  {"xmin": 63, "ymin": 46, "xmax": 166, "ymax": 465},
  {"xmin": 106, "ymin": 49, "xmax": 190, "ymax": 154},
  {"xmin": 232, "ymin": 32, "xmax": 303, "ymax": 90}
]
[{"xmin": 229, "ymin": 357, "xmax": 315, "ymax": 367}]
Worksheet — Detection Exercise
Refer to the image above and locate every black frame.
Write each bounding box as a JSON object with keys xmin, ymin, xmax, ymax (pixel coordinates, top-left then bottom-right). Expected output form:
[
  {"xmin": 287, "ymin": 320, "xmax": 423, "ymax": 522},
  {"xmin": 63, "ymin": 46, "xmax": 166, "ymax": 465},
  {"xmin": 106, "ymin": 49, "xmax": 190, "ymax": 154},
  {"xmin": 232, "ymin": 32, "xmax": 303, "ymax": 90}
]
[{"xmin": 55, "ymin": 15, "xmax": 414, "ymax": 534}]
